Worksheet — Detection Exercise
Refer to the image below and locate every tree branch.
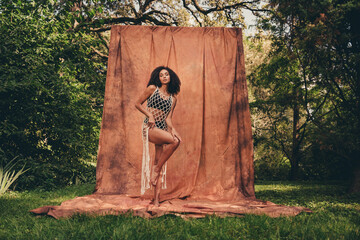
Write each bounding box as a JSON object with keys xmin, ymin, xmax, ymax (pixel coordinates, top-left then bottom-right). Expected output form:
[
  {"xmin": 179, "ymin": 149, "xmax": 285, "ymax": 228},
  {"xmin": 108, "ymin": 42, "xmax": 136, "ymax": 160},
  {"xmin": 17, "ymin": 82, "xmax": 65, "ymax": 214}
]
[
  {"xmin": 89, "ymin": 26, "xmax": 111, "ymax": 32},
  {"xmin": 90, "ymin": 46, "xmax": 108, "ymax": 60},
  {"xmin": 189, "ymin": 0, "xmax": 269, "ymax": 14},
  {"xmin": 273, "ymin": 124, "xmax": 292, "ymax": 161},
  {"xmin": 225, "ymin": 9, "xmax": 237, "ymax": 27},
  {"xmin": 74, "ymin": 13, "xmax": 173, "ymax": 32},
  {"xmin": 96, "ymin": 32, "xmax": 109, "ymax": 51},
  {"xmin": 141, "ymin": 0, "xmax": 156, "ymax": 13},
  {"xmin": 182, "ymin": 0, "xmax": 202, "ymax": 26}
]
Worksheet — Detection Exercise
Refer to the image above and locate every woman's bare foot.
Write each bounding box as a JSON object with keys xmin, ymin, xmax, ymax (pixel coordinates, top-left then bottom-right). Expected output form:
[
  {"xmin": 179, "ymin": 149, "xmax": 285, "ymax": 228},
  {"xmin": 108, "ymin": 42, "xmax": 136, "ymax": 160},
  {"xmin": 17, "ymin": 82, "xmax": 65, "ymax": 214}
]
[
  {"xmin": 150, "ymin": 165, "xmax": 160, "ymax": 186},
  {"xmin": 153, "ymin": 199, "xmax": 160, "ymax": 207}
]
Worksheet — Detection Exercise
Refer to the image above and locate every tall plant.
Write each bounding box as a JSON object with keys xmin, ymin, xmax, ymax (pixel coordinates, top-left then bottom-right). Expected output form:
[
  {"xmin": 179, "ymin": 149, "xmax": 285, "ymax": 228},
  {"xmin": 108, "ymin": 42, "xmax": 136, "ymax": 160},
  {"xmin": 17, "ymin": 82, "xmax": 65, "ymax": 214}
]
[{"xmin": 0, "ymin": 156, "xmax": 29, "ymax": 195}]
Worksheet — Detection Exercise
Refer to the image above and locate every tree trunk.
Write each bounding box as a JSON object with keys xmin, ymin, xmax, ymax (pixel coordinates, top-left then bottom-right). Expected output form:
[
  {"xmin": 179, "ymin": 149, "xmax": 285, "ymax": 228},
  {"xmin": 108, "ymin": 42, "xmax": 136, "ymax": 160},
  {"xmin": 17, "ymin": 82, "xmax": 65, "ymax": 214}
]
[
  {"xmin": 289, "ymin": 89, "xmax": 300, "ymax": 180},
  {"xmin": 289, "ymin": 157, "xmax": 299, "ymax": 180},
  {"xmin": 349, "ymin": 167, "xmax": 360, "ymax": 193},
  {"xmin": 349, "ymin": 154, "xmax": 360, "ymax": 193}
]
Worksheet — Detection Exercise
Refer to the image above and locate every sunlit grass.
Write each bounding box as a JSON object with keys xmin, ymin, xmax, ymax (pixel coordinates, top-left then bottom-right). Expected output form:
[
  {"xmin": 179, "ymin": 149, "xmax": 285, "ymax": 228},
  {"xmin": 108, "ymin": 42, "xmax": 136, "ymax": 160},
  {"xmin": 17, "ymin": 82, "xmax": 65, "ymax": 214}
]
[{"xmin": 0, "ymin": 181, "xmax": 359, "ymax": 239}]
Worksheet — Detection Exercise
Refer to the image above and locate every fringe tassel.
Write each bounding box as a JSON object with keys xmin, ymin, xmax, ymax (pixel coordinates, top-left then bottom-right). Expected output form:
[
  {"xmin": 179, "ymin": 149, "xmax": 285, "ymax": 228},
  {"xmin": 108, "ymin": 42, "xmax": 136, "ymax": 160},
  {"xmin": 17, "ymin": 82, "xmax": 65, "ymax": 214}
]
[
  {"xmin": 141, "ymin": 124, "xmax": 167, "ymax": 195},
  {"xmin": 141, "ymin": 124, "xmax": 150, "ymax": 195}
]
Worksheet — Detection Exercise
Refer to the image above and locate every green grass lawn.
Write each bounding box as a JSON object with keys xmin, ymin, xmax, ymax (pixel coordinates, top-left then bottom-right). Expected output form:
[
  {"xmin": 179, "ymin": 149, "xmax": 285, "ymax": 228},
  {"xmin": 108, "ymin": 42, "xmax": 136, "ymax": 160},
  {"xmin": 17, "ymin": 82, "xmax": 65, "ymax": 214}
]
[{"xmin": 0, "ymin": 180, "xmax": 359, "ymax": 239}]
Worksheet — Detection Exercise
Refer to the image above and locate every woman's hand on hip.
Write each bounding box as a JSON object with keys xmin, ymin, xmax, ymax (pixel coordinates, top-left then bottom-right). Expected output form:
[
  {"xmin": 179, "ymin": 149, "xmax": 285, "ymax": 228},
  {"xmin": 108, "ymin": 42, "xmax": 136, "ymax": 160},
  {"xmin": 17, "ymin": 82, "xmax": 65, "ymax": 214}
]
[{"xmin": 148, "ymin": 116, "xmax": 156, "ymax": 129}]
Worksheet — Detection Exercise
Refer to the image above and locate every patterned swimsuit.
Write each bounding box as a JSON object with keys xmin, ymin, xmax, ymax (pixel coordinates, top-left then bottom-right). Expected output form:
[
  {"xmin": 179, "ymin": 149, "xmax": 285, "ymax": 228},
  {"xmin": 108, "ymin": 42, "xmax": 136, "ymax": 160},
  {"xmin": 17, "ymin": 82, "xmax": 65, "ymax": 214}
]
[
  {"xmin": 141, "ymin": 86, "xmax": 173, "ymax": 195},
  {"xmin": 143, "ymin": 87, "xmax": 173, "ymax": 131}
]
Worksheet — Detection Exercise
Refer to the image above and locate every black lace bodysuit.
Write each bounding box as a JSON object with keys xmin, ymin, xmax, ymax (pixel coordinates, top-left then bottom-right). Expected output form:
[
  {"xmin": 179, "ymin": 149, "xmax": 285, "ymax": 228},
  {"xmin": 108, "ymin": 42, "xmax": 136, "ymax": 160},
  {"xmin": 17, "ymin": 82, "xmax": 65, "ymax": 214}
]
[{"xmin": 143, "ymin": 87, "xmax": 173, "ymax": 131}]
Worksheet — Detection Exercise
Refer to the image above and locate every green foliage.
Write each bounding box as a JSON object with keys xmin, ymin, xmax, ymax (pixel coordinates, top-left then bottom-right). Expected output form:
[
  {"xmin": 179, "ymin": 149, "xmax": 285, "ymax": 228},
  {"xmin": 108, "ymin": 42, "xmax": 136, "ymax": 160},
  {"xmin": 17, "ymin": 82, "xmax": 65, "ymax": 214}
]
[
  {"xmin": 249, "ymin": 0, "xmax": 360, "ymax": 183},
  {"xmin": 249, "ymin": 44, "xmax": 307, "ymax": 180},
  {"xmin": 0, "ymin": 1, "xmax": 105, "ymax": 190},
  {"xmin": 254, "ymin": 156, "xmax": 290, "ymax": 181}
]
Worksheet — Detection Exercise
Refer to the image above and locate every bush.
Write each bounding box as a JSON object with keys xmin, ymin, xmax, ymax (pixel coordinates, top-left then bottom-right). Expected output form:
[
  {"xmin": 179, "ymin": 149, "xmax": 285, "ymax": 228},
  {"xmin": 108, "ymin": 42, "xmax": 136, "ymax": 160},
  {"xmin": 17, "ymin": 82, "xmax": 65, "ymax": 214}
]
[{"xmin": 0, "ymin": 1, "xmax": 104, "ymax": 190}]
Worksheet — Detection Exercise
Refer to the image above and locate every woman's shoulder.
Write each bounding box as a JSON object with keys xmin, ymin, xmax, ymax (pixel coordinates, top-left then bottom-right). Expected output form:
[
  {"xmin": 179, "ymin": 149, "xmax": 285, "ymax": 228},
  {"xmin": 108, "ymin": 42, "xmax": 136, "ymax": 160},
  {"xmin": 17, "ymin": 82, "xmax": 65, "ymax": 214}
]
[{"xmin": 145, "ymin": 85, "xmax": 157, "ymax": 94}]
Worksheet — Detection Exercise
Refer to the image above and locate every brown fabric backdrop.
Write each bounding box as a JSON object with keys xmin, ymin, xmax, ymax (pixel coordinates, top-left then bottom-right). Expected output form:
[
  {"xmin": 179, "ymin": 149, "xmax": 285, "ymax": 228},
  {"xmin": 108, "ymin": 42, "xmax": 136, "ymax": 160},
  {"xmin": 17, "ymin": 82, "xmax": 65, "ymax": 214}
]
[
  {"xmin": 30, "ymin": 26, "xmax": 312, "ymax": 219},
  {"xmin": 94, "ymin": 25, "xmax": 255, "ymax": 201}
]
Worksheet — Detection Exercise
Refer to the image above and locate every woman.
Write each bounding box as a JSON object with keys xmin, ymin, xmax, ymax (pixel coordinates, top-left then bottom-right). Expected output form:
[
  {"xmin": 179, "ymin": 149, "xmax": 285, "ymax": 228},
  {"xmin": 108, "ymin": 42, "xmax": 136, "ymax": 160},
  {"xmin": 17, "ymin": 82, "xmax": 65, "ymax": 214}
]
[{"xmin": 135, "ymin": 66, "xmax": 181, "ymax": 206}]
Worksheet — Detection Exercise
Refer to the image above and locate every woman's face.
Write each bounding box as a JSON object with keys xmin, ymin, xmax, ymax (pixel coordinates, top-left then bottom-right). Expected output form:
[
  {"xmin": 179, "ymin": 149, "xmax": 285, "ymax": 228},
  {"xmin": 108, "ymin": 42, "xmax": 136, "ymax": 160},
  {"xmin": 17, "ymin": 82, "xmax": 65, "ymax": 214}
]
[{"xmin": 159, "ymin": 69, "xmax": 170, "ymax": 85}]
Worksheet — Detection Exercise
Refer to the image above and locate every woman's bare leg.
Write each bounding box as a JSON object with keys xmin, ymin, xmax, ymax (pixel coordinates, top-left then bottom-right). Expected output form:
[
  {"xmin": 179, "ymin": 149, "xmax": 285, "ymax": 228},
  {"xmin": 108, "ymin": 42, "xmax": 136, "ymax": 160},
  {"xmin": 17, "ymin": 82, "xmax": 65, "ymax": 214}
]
[
  {"xmin": 149, "ymin": 128, "xmax": 180, "ymax": 185},
  {"xmin": 156, "ymin": 136, "xmax": 180, "ymax": 170},
  {"xmin": 153, "ymin": 179, "xmax": 161, "ymax": 206},
  {"xmin": 150, "ymin": 144, "xmax": 164, "ymax": 191},
  {"xmin": 148, "ymin": 128, "xmax": 180, "ymax": 205},
  {"xmin": 154, "ymin": 144, "xmax": 163, "ymax": 166}
]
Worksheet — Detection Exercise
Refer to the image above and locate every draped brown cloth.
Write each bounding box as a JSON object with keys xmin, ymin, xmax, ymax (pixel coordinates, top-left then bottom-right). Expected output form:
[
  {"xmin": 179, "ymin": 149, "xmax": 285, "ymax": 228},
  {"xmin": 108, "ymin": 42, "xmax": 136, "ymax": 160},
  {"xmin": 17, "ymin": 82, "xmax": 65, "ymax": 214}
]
[{"xmin": 30, "ymin": 25, "xmax": 312, "ymax": 219}]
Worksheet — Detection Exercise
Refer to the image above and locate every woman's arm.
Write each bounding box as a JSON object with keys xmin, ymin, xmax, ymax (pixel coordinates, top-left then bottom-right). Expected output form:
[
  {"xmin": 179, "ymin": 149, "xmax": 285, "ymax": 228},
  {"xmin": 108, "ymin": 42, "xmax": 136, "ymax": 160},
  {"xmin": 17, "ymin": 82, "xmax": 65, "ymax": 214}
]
[
  {"xmin": 135, "ymin": 85, "xmax": 157, "ymax": 128},
  {"xmin": 166, "ymin": 96, "xmax": 182, "ymax": 141}
]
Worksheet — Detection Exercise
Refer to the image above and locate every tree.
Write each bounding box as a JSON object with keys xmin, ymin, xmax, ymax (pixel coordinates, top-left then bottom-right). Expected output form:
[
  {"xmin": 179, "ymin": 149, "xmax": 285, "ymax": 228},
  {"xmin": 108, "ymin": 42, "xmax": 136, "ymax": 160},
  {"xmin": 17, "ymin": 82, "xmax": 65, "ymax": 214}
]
[
  {"xmin": 0, "ymin": 1, "xmax": 105, "ymax": 189},
  {"xmin": 256, "ymin": 0, "xmax": 360, "ymax": 191},
  {"xmin": 249, "ymin": 44, "xmax": 316, "ymax": 180}
]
